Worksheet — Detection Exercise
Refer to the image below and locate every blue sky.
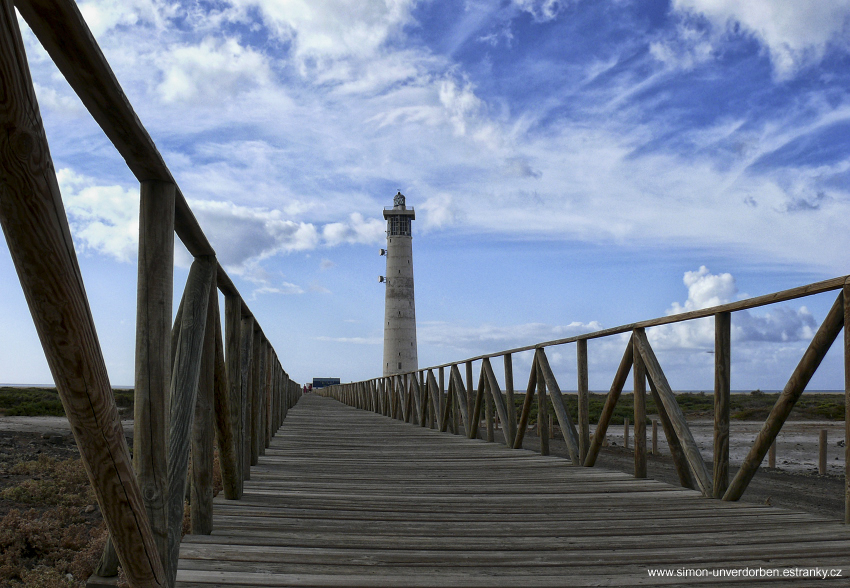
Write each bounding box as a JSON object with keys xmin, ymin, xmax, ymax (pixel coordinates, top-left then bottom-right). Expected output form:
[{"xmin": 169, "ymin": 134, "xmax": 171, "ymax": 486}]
[{"xmin": 2, "ymin": 0, "xmax": 849, "ymax": 392}]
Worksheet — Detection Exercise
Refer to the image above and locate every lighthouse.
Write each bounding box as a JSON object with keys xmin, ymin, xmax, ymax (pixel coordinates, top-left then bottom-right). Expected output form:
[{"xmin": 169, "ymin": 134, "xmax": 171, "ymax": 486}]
[{"xmin": 380, "ymin": 191, "xmax": 418, "ymax": 376}]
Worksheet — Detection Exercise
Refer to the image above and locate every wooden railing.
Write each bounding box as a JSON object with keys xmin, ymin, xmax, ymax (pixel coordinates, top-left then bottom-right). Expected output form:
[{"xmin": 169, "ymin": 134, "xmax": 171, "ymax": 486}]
[
  {"xmin": 0, "ymin": 2, "xmax": 301, "ymax": 587},
  {"xmin": 318, "ymin": 276, "xmax": 850, "ymax": 520}
]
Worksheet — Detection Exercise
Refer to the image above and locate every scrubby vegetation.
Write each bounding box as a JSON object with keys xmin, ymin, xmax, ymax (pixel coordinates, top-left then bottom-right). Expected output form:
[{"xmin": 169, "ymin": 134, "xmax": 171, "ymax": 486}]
[
  {"xmin": 515, "ymin": 389, "xmax": 845, "ymax": 426},
  {"xmin": 0, "ymin": 455, "xmax": 106, "ymax": 586},
  {"xmin": 0, "ymin": 387, "xmax": 133, "ymax": 417}
]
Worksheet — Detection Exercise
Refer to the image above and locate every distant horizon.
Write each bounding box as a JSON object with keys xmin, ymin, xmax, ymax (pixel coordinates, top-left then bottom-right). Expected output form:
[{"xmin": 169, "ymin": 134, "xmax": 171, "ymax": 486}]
[{"xmin": 2, "ymin": 384, "xmax": 843, "ymax": 395}]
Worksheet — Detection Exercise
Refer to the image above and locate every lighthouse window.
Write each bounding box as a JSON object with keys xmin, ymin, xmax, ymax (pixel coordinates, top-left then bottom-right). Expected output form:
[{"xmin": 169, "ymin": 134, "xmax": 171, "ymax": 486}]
[
  {"xmin": 398, "ymin": 362, "xmax": 402, "ymax": 369},
  {"xmin": 387, "ymin": 216, "xmax": 411, "ymax": 236}
]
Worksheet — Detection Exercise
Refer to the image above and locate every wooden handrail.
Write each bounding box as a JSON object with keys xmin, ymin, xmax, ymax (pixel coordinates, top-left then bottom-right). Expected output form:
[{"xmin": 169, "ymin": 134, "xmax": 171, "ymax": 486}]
[{"xmin": 320, "ymin": 275, "xmax": 849, "ymax": 520}]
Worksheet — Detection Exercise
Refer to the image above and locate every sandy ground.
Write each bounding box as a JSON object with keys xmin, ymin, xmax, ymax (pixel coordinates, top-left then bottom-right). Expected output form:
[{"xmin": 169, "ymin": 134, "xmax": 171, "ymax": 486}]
[
  {"xmin": 0, "ymin": 416, "xmax": 134, "ymax": 436},
  {"xmin": 603, "ymin": 419, "xmax": 847, "ymax": 476}
]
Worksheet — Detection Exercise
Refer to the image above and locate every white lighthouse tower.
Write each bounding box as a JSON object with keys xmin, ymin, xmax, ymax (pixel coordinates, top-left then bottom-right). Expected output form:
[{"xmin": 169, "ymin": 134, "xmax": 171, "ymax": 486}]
[{"xmin": 381, "ymin": 191, "xmax": 418, "ymax": 376}]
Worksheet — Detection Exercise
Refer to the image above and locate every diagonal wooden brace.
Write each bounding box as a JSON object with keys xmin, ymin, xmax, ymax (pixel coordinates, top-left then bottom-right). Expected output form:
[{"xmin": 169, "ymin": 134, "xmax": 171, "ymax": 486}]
[{"xmin": 535, "ymin": 349, "xmax": 581, "ymax": 464}]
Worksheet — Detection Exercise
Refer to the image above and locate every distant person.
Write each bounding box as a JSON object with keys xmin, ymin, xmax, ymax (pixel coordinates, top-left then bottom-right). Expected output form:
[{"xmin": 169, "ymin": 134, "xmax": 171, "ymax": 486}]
[{"xmin": 303, "ymin": 385, "xmax": 308, "ymax": 394}]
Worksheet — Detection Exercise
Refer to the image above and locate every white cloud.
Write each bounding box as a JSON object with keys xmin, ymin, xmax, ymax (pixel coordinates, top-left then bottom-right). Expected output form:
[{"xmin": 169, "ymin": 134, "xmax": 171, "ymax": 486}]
[
  {"xmin": 57, "ymin": 168, "xmax": 139, "ymax": 262},
  {"xmin": 671, "ymin": 0, "xmax": 850, "ymax": 77},
  {"xmin": 420, "ymin": 193, "xmax": 458, "ymax": 229},
  {"xmin": 322, "ymin": 213, "xmax": 385, "ymax": 246},
  {"xmin": 419, "ymin": 320, "xmax": 602, "ymax": 356},
  {"xmin": 320, "ymin": 258, "xmax": 336, "ymax": 270},
  {"xmin": 314, "ymin": 335, "xmax": 382, "ymax": 345},
  {"xmin": 513, "ymin": 0, "xmax": 566, "ymax": 22},
  {"xmin": 649, "ymin": 266, "xmax": 817, "ymax": 350},
  {"xmin": 157, "ymin": 37, "xmax": 270, "ymax": 103},
  {"xmin": 230, "ymin": 0, "xmax": 415, "ymax": 61},
  {"xmin": 77, "ymin": 0, "xmax": 174, "ymax": 37},
  {"xmin": 189, "ymin": 199, "xmax": 320, "ymax": 268}
]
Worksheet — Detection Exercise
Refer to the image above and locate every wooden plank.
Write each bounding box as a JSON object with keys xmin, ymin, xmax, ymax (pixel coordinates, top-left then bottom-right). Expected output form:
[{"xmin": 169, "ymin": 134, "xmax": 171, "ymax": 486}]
[
  {"xmin": 167, "ymin": 256, "xmax": 215, "ymax": 585},
  {"xmin": 0, "ymin": 6, "xmax": 164, "ymax": 584},
  {"xmin": 634, "ymin": 329, "xmax": 712, "ymax": 496},
  {"xmin": 534, "ymin": 349, "xmax": 579, "ymax": 463},
  {"xmin": 714, "ymin": 312, "xmax": 731, "ymax": 499},
  {"xmin": 176, "ymin": 395, "xmax": 850, "ymax": 588},
  {"xmin": 725, "ymin": 291, "xmax": 844, "ymax": 501},
  {"xmin": 190, "ymin": 266, "xmax": 216, "ymax": 534}
]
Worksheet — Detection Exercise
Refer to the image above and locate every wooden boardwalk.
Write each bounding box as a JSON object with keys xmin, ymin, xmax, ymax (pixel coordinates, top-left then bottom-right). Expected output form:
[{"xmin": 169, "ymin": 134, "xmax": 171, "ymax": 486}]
[{"xmin": 177, "ymin": 395, "xmax": 850, "ymax": 586}]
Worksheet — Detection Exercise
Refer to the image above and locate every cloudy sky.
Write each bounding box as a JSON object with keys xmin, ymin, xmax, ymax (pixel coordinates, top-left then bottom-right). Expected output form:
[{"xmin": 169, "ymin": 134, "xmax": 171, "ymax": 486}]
[{"xmin": 2, "ymin": 0, "xmax": 849, "ymax": 392}]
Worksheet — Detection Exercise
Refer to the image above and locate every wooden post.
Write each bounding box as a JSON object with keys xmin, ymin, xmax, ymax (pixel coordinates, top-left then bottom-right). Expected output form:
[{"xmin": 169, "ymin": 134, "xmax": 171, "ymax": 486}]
[
  {"xmin": 845, "ymin": 278, "xmax": 850, "ymax": 523},
  {"xmin": 635, "ymin": 329, "xmax": 712, "ymax": 496},
  {"xmin": 535, "ymin": 349, "xmax": 580, "ymax": 463},
  {"xmin": 624, "ymin": 417, "xmax": 630, "ymax": 450},
  {"xmin": 651, "ymin": 419, "xmax": 658, "ymax": 454},
  {"xmin": 0, "ymin": 5, "xmax": 164, "ymax": 584},
  {"xmin": 537, "ymin": 360, "xmax": 549, "ymax": 456},
  {"xmin": 250, "ymin": 330, "xmax": 262, "ymax": 465},
  {"xmin": 450, "ymin": 365, "xmax": 471, "ymax": 436},
  {"xmin": 466, "ymin": 361, "xmax": 474, "ymax": 428},
  {"xmin": 239, "ymin": 315, "xmax": 254, "ymax": 480},
  {"xmin": 485, "ymin": 380, "xmax": 494, "ymax": 442},
  {"xmin": 504, "ymin": 353, "xmax": 517, "ymax": 445},
  {"xmin": 769, "ymin": 440, "xmax": 776, "ymax": 469},
  {"xmin": 469, "ymin": 368, "xmax": 486, "ymax": 439},
  {"xmin": 213, "ymin": 303, "xmax": 239, "ymax": 500},
  {"xmin": 481, "ymin": 359, "xmax": 513, "ymax": 448},
  {"xmin": 166, "ymin": 256, "xmax": 214, "ymax": 587},
  {"xmin": 224, "ymin": 295, "xmax": 243, "ymax": 496},
  {"xmin": 633, "ymin": 332, "xmax": 646, "ymax": 478},
  {"xmin": 725, "ymin": 292, "xmax": 844, "ymax": 501},
  {"xmin": 714, "ymin": 312, "xmax": 731, "ymax": 498},
  {"xmin": 819, "ymin": 429, "xmax": 828, "ymax": 475},
  {"xmin": 190, "ymin": 266, "xmax": 216, "ymax": 535},
  {"xmin": 585, "ymin": 337, "xmax": 633, "ymax": 466},
  {"xmin": 577, "ymin": 339, "xmax": 590, "ymax": 465},
  {"xmin": 130, "ymin": 178, "xmax": 176, "ymax": 575}
]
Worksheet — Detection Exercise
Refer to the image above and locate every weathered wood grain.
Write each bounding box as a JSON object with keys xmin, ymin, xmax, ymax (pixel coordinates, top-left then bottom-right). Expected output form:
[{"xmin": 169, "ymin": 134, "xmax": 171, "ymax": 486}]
[
  {"xmin": 0, "ymin": 6, "xmax": 163, "ymax": 584},
  {"xmin": 190, "ymin": 266, "xmax": 216, "ymax": 535},
  {"xmin": 167, "ymin": 255, "xmax": 215, "ymax": 585},
  {"xmin": 216, "ymin": 300, "xmax": 239, "ymax": 500},
  {"xmin": 239, "ymin": 316, "xmax": 254, "ymax": 481},
  {"xmin": 132, "ymin": 179, "xmax": 175, "ymax": 575}
]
